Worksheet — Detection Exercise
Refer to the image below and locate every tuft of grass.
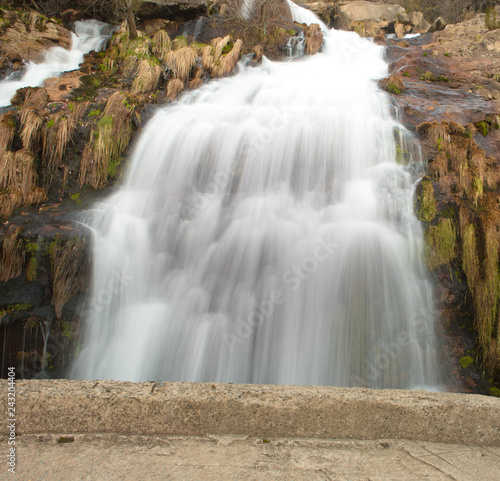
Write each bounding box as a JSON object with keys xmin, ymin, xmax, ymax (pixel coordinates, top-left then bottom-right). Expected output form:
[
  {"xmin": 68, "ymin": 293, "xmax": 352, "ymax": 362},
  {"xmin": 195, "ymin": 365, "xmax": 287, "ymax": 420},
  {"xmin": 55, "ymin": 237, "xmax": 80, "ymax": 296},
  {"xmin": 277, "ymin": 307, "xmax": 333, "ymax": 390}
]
[
  {"xmin": 131, "ymin": 59, "xmax": 162, "ymax": 94},
  {"xmin": 79, "ymin": 92, "xmax": 133, "ymax": 188},
  {"xmin": 165, "ymin": 47, "xmax": 198, "ymax": 82}
]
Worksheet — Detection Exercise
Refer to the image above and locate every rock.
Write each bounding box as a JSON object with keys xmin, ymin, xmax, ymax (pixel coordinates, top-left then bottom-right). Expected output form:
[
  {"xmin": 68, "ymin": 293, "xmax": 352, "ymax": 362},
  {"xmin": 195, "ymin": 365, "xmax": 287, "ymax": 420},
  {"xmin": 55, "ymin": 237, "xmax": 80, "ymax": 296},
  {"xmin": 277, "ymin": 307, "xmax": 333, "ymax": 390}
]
[
  {"xmin": 0, "ymin": 14, "xmax": 71, "ymax": 63},
  {"xmin": 139, "ymin": 18, "xmax": 171, "ymax": 37},
  {"xmin": 373, "ymin": 34, "xmax": 386, "ymax": 46},
  {"xmin": 408, "ymin": 11, "xmax": 431, "ymax": 33},
  {"xmin": 428, "ymin": 17, "xmax": 446, "ymax": 33},
  {"xmin": 253, "ymin": 45, "xmax": 264, "ymax": 63},
  {"xmin": 395, "ymin": 22, "xmax": 404, "ymax": 39},
  {"xmin": 304, "ymin": 23, "xmax": 323, "ymax": 55},
  {"xmin": 379, "ymin": 75, "xmax": 405, "ymax": 95},
  {"xmin": 482, "ymin": 30, "xmax": 500, "ymax": 53},
  {"xmin": 337, "ymin": 1, "xmax": 408, "ymax": 35},
  {"xmin": 135, "ymin": 0, "xmax": 207, "ymax": 21},
  {"xmin": 0, "ymin": 276, "xmax": 44, "ymax": 308},
  {"xmin": 302, "ymin": 2, "xmax": 336, "ymax": 27}
]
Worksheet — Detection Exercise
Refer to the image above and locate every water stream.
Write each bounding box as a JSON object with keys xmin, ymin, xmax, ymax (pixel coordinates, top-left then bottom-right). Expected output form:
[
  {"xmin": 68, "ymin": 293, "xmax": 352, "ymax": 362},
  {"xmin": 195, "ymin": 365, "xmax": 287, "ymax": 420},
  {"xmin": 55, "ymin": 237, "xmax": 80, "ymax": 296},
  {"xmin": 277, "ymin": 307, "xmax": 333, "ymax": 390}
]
[
  {"xmin": 71, "ymin": 4, "xmax": 442, "ymax": 389},
  {"xmin": 0, "ymin": 20, "xmax": 113, "ymax": 108}
]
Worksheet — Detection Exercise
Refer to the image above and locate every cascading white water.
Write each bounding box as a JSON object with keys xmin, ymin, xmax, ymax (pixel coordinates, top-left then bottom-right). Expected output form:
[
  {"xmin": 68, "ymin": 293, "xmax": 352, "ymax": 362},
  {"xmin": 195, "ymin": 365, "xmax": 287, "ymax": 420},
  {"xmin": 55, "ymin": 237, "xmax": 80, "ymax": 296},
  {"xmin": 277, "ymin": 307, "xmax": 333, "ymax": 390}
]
[
  {"xmin": 72, "ymin": 4, "xmax": 442, "ymax": 389},
  {"xmin": 0, "ymin": 20, "xmax": 113, "ymax": 108}
]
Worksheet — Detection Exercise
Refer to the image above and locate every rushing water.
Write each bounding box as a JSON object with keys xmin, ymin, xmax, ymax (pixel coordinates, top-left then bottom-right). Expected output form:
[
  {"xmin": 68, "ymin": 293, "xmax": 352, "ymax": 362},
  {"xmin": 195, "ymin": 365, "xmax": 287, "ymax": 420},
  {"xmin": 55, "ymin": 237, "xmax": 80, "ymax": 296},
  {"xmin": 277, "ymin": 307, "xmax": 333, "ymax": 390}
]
[
  {"xmin": 0, "ymin": 20, "xmax": 113, "ymax": 108},
  {"xmin": 71, "ymin": 4, "xmax": 442, "ymax": 389}
]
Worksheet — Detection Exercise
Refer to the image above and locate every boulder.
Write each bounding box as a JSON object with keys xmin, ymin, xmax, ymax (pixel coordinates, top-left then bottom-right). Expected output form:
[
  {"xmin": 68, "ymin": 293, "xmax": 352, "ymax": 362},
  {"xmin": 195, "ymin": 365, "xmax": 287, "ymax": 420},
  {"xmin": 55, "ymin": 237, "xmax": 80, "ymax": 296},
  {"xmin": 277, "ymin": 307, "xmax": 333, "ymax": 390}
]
[
  {"xmin": 428, "ymin": 17, "xmax": 446, "ymax": 33},
  {"xmin": 395, "ymin": 22, "xmax": 404, "ymax": 39},
  {"xmin": 408, "ymin": 11, "xmax": 431, "ymax": 33},
  {"xmin": 301, "ymin": 2, "xmax": 336, "ymax": 27},
  {"xmin": 336, "ymin": 1, "xmax": 412, "ymax": 36},
  {"xmin": 338, "ymin": 1, "xmax": 407, "ymax": 28},
  {"xmin": 379, "ymin": 75, "xmax": 405, "ymax": 95},
  {"xmin": 304, "ymin": 23, "xmax": 323, "ymax": 55},
  {"xmin": 482, "ymin": 30, "xmax": 500, "ymax": 53}
]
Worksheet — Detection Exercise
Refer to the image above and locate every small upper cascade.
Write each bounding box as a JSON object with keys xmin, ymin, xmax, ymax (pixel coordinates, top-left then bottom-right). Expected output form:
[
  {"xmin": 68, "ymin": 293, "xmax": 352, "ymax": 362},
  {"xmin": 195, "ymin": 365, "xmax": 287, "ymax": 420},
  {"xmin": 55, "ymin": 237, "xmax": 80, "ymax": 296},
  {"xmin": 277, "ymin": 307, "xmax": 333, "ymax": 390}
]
[
  {"xmin": 0, "ymin": 20, "xmax": 113, "ymax": 108},
  {"xmin": 286, "ymin": 0, "xmax": 328, "ymax": 30}
]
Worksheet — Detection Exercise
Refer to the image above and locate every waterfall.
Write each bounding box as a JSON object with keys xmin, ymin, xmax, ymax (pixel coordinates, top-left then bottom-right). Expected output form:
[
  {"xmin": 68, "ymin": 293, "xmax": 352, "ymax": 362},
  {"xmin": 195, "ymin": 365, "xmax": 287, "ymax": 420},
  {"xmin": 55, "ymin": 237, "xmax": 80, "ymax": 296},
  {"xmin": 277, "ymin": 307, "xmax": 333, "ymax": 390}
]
[
  {"xmin": 0, "ymin": 20, "xmax": 113, "ymax": 108},
  {"xmin": 71, "ymin": 4, "xmax": 442, "ymax": 390}
]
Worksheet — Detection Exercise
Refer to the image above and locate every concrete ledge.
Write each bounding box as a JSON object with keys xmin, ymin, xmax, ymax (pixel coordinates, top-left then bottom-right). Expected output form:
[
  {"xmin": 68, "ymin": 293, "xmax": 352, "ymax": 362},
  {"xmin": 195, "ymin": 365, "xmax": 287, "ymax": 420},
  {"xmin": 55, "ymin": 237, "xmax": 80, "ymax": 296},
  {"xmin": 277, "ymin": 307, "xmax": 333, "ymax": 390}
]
[{"xmin": 3, "ymin": 380, "xmax": 500, "ymax": 446}]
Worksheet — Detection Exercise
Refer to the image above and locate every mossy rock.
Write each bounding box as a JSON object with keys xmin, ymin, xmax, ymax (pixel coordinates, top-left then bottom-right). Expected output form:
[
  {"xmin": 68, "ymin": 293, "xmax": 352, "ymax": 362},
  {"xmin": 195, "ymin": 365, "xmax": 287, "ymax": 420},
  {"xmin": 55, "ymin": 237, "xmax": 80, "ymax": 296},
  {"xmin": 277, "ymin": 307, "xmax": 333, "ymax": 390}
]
[
  {"xmin": 424, "ymin": 218, "xmax": 457, "ymax": 270},
  {"xmin": 416, "ymin": 178, "xmax": 437, "ymax": 222}
]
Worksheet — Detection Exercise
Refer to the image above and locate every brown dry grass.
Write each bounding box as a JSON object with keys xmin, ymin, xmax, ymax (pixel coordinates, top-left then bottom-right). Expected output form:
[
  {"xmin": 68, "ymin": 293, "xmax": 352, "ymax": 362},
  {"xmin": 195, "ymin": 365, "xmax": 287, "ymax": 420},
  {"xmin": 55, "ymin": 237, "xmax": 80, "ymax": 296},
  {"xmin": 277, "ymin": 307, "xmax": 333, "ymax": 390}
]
[
  {"xmin": 131, "ymin": 60, "xmax": 162, "ymax": 94},
  {"xmin": 167, "ymin": 79, "xmax": 184, "ymax": 101},
  {"xmin": 164, "ymin": 47, "xmax": 198, "ymax": 82},
  {"xmin": 11, "ymin": 87, "xmax": 49, "ymax": 110},
  {"xmin": 51, "ymin": 238, "xmax": 89, "ymax": 319},
  {"xmin": 0, "ymin": 113, "xmax": 16, "ymax": 154},
  {"xmin": 42, "ymin": 113, "xmax": 77, "ymax": 170},
  {"xmin": 202, "ymin": 38, "xmax": 243, "ymax": 79},
  {"xmin": 0, "ymin": 225, "xmax": 24, "ymax": 282},
  {"xmin": 0, "ymin": 149, "xmax": 45, "ymax": 217},
  {"xmin": 152, "ymin": 30, "xmax": 171, "ymax": 62},
  {"xmin": 20, "ymin": 108, "xmax": 44, "ymax": 150},
  {"xmin": 78, "ymin": 92, "xmax": 132, "ymax": 188}
]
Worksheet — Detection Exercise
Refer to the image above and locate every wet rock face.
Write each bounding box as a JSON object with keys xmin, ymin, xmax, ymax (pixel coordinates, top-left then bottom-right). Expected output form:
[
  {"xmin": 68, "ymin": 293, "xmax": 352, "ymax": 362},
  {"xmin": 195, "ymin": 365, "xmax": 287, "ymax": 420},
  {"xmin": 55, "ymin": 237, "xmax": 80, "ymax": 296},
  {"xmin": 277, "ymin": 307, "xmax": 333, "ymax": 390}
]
[
  {"xmin": 0, "ymin": 215, "xmax": 90, "ymax": 380},
  {"xmin": 380, "ymin": 15, "xmax": 500, "ymax": 392},
  {"xmin": 0, "ymin": 10, "xmax": 71, "ymax": 64}
]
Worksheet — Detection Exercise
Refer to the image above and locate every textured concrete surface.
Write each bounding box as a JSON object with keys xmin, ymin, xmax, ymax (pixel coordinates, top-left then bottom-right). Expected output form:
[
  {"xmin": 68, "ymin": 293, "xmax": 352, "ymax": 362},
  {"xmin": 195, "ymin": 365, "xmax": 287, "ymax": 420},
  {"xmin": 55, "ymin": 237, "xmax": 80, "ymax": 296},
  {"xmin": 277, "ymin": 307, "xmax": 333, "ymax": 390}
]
[
  {"xmin": 13, "ymin": 434, "xmax": 500, "ymax": 480},
  {"xmin": 2, "ymin": 380, "xmax": 500, "ymax": 479},
  {"xmin": 3, "ymin": 380, "xmax": 499, "ymax": 445}
]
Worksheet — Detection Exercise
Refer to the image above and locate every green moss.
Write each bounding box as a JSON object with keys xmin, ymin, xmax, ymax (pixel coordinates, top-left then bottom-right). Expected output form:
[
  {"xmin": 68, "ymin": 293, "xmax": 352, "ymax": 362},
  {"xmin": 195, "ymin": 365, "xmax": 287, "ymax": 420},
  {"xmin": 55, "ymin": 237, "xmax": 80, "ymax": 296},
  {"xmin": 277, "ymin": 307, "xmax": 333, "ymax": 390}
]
[
  {"xmin": 459, "ymin": 355, "xmax": 474, "ymax": 368},
  {"xmin": 47, "ymin": 118, "xmax": 55, "ymax": 128},
  {"xmin": 387, "ymin": 82, "xmax": 401, "ymax": 95},
  {"xmin": 420, "ymin": 71, "xmax": 449, "ymax": 82},
  {"xmin": 222, "ymin": 41, "xmax": 234, "ymax": 55},
  {"xmin": 70, "ymin": 193, "xmax": 81, "ymax": 203},
  {"xmin": 402, "ymin": 71, "xmax": 411, "ymax": 77},
  {"xmin": 444, "ymin": 52, "xmax": 451, "ymax": 57},
  {"xmin": 26, "ymin": 257, "xmax": 38, "ymax": 282},
  {"xmin": 107, "ymin": 157, "xmax": 123, "ymax": 178},
  {"xmin": 61, "ymin": 320, "xmax": 74, "ymax": 339},
  {"xmin": 425, "ymin": 218, "xmax": 457, "ymax": 270},
  {"xmin": 440, "ymin": 205, "xmax": 455, "ymax": 218},
  {"xmin": 417, "ymin": 179, "xmax": 437, "ymax": 222},
  {"xmin": 491, "ymin": 387, "xmax": 500, "ymax": 397},
  {"xmin": 25, "ymin": 240, "xmax": 39, "ymax": 256},
  {"xmin": 88, "ymin": 109, "xmax": 101, "ymax": 117},
  {"xmin": 475, "ymin": 121, "xmax": 489, "ymax": 137}
]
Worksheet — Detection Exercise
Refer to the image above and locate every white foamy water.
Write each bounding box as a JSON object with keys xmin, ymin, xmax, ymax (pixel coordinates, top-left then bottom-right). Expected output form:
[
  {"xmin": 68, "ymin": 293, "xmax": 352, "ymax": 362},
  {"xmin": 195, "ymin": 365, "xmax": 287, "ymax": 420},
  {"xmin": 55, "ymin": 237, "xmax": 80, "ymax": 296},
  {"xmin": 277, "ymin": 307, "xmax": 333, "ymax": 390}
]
[
  {"xmin": 0, "ymin": 20, "xmax": 113, "ymax": 108},
  {"xmin": 71, "ymin": 4, "xmax": 441, "ymax": 389}
]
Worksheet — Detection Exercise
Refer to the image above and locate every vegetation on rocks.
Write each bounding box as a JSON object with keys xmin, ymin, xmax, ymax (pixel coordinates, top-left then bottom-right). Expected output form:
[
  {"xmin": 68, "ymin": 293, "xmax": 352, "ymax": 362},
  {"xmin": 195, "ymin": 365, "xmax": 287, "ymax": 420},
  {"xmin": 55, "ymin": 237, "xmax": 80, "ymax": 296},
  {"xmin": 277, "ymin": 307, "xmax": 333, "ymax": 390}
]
[{"xmin": 418, "ymin": 120, "xmax": 500, "ymax": 385}]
